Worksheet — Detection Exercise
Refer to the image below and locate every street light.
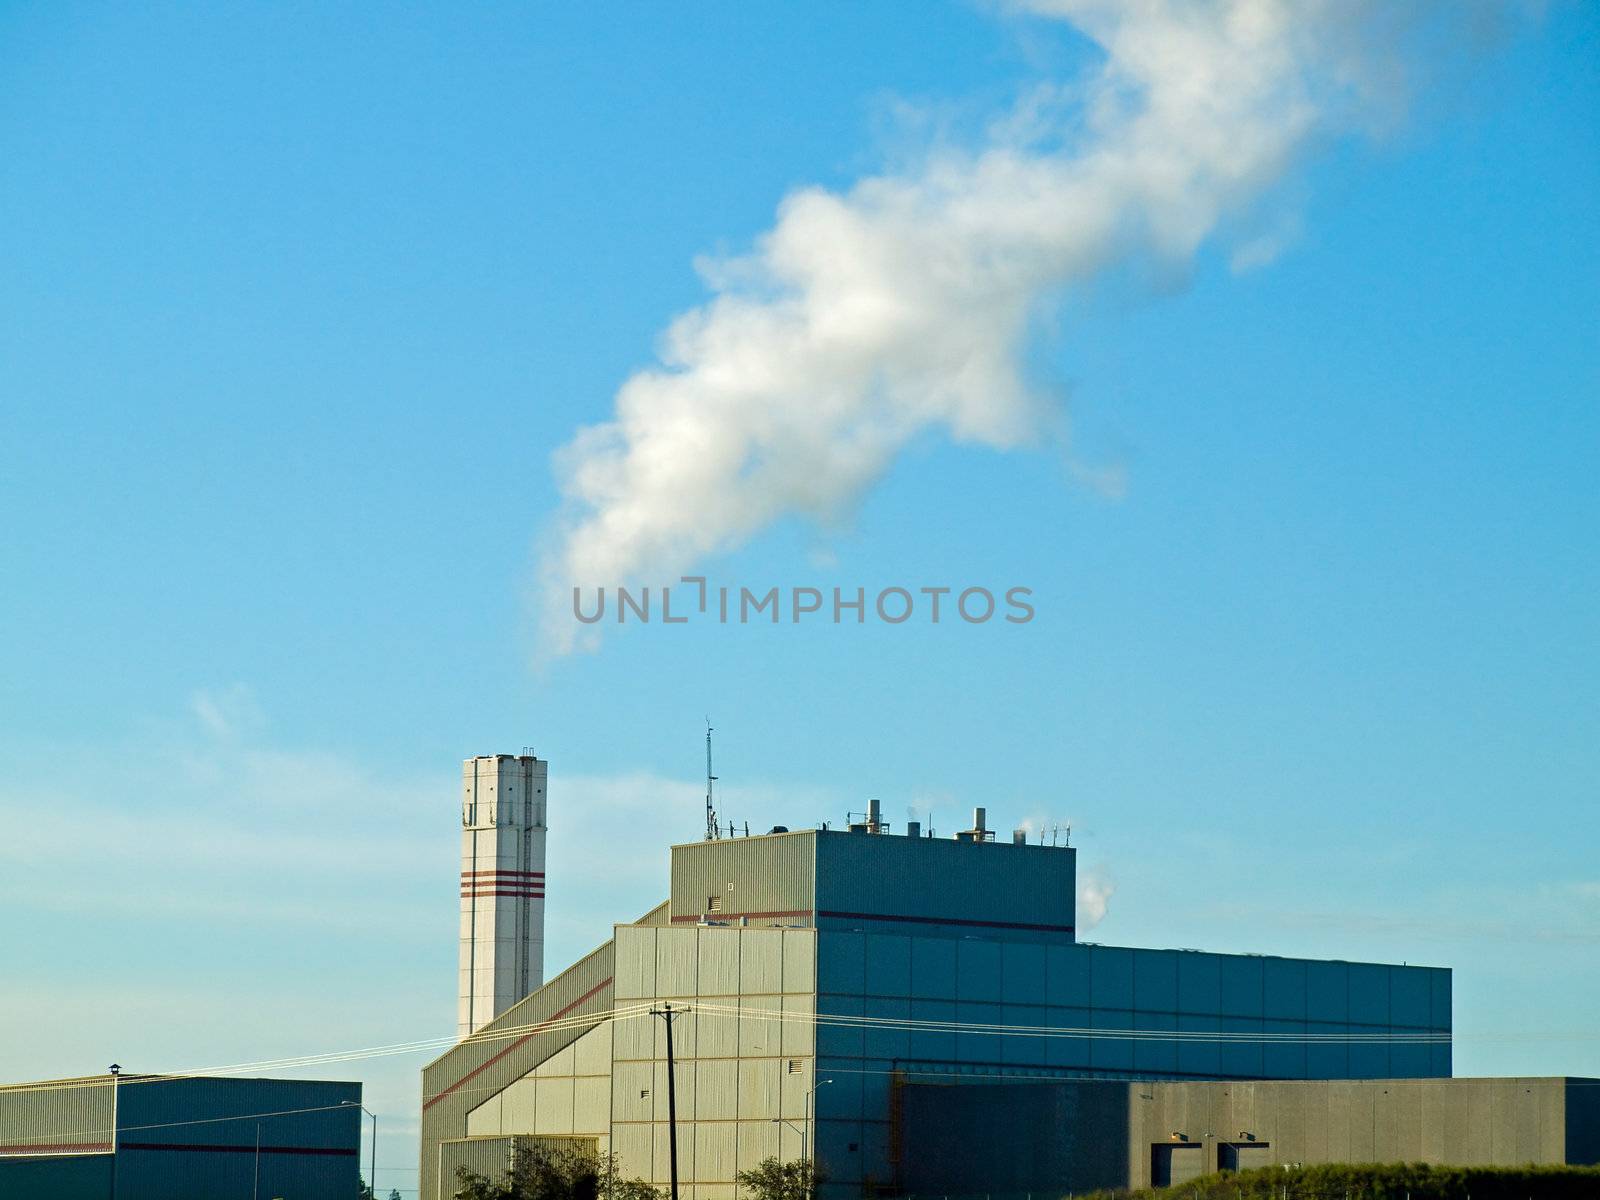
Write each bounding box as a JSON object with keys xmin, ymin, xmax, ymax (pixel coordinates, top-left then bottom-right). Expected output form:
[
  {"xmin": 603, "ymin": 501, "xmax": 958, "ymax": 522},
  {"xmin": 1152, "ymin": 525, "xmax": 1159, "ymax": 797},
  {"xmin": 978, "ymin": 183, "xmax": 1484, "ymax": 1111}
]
[
  {"xmin": 340, "ymin": 1101, "xmax": 378, "ymax": 1200},
  {"xmin": 804, "ymin": 1078, "xmax": 833, "ymax": 1164}
]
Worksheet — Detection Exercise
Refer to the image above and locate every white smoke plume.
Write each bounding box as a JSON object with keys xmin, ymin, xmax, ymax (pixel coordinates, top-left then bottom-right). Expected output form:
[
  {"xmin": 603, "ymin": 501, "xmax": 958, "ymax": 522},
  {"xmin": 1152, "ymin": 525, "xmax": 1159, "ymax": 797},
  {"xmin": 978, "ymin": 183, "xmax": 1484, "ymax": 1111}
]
[
  {"xmin": 1077, "ymin": 866, "xmax": 1116, "ymax": 930},
  {"xmin": 542, "ymin": 1, "xmax": 1505, "ymax": 650}
]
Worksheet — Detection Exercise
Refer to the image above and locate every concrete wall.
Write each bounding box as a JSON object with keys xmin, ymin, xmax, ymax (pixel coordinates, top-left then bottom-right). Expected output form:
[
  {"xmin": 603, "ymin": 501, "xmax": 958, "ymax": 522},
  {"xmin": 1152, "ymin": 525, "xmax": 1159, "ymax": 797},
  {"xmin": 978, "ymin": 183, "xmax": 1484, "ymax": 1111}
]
[
  {"xmin": 1121, "ymin": 1077, "xmax": 1575, "ymax": 1185},
  {"xmin": 460, "ymin": 754, "xmax": 549, "ymax": 1038}
]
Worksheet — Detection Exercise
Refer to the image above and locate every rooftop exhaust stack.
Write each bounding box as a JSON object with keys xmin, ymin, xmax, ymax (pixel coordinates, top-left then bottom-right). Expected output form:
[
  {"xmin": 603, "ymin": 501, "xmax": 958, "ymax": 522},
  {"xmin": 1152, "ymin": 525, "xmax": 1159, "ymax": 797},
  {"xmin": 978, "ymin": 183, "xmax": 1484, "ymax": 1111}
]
[
  {"xmin": 906, "ymin": 820, "xmax": 921, "ymax": 839},
  {"xmin": 459, "ymin": 753, "xmax": 547, "ymax": 1039},
  {"xmin": 1012, "ymin": 828, "xmax": 1027, "ymax": 846},
  {"xmin": 956, "ymin": 806, "xmax": 995, "ymax": 843},
  {"xmin": 848, "ymin": 797, "xmax": 888, "ymax": 835}
]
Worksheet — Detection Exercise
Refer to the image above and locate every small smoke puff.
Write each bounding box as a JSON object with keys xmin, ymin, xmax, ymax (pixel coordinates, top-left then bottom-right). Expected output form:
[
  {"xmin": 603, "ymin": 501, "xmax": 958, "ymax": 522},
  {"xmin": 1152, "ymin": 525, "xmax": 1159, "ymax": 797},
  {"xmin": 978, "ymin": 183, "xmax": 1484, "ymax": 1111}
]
[
  {"xmin": 1077, "ymin": 867, "xmax": 1115, "ymax": 930},
  {"xmin": 540, "ymin": 0, "xmax": 1510, "ymax": 652}
]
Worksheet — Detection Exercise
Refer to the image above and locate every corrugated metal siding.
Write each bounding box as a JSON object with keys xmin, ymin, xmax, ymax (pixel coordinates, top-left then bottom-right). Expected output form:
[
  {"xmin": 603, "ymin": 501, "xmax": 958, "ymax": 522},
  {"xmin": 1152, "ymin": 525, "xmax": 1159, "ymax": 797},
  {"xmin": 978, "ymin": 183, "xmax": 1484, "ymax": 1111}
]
[
  {"xmin": 815, "ymin": 830, "xmax": 1075, "ymax": 938},
  {"xmin": 439, "ymin": 1134, "xmax": 514, "ymax": 1188},
  {"xmin": 113, "ymin": 1077, "xmax": 361, "ymax": 1200},
  {"xmin": 606, "ymin": 926, "xmax": 816, "ymax": 1193},
  {"xmin": 118, "ymin": 1076, "xmax": 360, "ymax": 1150},
  {"xmin": 812, "ymin": 933, "xmax": 1449, "ymax": 1190},
  {"xmin": 669, "ymin": 833, "xmax": 815, "ymax": 923},
  {"xmin": 0, "ymin": 1152, "xmax": 112, "ymax": 1199},
  {"xmin": 0, "ymin": 1076, "xmax": 359, "ymax": 1200},
  {"xmin": 0, "ymin": 1076, "xmax": 114, "ymax": 1155},
  {"xmin": 420, "ymin": 936, "xmax": 617, "ymax": 1200}
]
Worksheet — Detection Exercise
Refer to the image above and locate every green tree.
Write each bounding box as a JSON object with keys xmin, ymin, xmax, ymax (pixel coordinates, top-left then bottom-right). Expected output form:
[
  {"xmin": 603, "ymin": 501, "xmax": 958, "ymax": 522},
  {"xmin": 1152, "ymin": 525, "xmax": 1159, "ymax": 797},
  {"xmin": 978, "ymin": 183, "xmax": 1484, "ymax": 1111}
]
[
  {"xmin": 453, "ymin": 1142, "xmax": 660, "ymax": 1200},
  {"xmin": 733, "ymin": 1157, "xmax": 823, "ymax": 1200}
]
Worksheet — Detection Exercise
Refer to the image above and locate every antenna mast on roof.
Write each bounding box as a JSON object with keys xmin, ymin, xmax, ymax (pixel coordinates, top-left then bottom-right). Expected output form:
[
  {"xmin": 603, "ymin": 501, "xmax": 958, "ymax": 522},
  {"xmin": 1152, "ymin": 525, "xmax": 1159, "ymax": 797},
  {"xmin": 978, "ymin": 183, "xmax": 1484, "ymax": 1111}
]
[{"xmin": 704, "ymin": 718, "xmax": 719, "ymax": 841}]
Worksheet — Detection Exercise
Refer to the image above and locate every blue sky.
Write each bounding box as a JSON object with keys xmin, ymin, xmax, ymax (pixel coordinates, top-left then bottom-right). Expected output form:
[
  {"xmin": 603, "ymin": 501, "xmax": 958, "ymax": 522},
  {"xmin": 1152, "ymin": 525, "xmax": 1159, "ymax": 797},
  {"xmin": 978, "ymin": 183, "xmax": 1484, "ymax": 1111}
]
[{"xmin": 1, "ymin": 3, "xmax": 1596, "ymax": 1193}]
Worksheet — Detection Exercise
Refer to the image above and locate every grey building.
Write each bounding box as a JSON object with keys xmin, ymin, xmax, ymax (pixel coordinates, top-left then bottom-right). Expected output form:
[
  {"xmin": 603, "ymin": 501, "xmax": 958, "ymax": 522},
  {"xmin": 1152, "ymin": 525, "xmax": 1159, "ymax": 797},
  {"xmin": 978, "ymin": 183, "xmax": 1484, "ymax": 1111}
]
[
  {"xmin": 420, "ymin": 819, "xmax": 1451, "ymax": 1199},
  {"xmin": 0, "ymin": 1074, "xmax": 362, "ymax": 1200},
  {"xmin": 899, "ymin": 1076, "xmax": 1600, "ymax": 1192}
]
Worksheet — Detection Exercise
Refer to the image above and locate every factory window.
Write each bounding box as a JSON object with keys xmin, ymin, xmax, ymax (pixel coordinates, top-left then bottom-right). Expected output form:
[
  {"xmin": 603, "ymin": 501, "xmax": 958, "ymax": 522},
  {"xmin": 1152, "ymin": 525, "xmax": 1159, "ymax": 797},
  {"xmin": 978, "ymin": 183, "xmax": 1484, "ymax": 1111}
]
[
  {"xmin": 707, "ymin": 895, "xmax": 723, "ymax": 913},
  {"xmin": 787, "ymin": 1059, "xmax": 802, "ymax": 1075}
]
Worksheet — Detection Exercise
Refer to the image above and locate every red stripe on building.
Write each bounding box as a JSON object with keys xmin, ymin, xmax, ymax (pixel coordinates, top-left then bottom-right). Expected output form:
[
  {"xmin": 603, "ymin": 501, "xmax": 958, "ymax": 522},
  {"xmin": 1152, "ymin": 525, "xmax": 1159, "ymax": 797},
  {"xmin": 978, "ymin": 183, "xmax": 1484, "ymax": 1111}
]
[
  {"xmin": 460, "ymin": 870, "xmax": 545, "ymax": 879},
  {"xmin": 0, "ymin": 1143, "xmax": 112, "ymax": 1155},
  {"xmin": 118, "ymin": 1142, "xmax": 357, "ymax": 1156},
  {"xmin": 423, "ymin": 977, "xmax": 612, "ymax": 1111},
  {"xmin": 460, "ymin": 889, "xmax": 545, "ymax": 899}
]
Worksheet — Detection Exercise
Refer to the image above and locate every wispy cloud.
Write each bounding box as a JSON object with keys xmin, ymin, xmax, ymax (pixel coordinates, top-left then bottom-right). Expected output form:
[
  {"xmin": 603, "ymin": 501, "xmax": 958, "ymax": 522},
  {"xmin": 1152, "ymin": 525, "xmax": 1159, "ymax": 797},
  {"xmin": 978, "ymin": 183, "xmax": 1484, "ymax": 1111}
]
[{"xmin": 0, "ymin": 689, "xmax": 452, "ymax": 935}]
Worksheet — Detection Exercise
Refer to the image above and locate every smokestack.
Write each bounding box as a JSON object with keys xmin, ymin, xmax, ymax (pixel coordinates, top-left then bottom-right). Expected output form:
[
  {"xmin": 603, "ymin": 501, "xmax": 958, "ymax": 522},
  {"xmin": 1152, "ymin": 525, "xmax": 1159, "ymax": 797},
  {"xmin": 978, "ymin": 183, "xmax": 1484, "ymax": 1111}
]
[
  {"xmin": 906, "ymin": 820, "xmax": 921, "ymax": 839},
  {"xmin": 867, "ymin": 797, "xmax": 882, "ymax": 833},
  {"xmin": 1012, "ymin": 829, "xmax": 1027, "ymax": 846},
  {"xmin": 973, "ymin": 807, "xmax": 987, "ymax": 834},
  {"xmin": 458, "ymin": 753, "xmax": 548, "ymax": 1039}
]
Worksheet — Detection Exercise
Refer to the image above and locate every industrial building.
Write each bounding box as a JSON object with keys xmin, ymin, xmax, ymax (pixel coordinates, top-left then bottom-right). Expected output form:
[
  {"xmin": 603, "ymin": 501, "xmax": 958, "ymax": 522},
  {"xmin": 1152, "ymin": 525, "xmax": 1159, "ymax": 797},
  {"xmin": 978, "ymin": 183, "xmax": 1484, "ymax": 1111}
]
[
  {"xmin": 0, "ymin": 1073, "xmax": 362, "ymax": 1199},
  {"xmin": 420, "ymin": 772, "xmax": 1483, "ymax": 1199},
  {"xmin": 899, "ymin": 1076, "xmax": 1600, "ymax": 1191}
]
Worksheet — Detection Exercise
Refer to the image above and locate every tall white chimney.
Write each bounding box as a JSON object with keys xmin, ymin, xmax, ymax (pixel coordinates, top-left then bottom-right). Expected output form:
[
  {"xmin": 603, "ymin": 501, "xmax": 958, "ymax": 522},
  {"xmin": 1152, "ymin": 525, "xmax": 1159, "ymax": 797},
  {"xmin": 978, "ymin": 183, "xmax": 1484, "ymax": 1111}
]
[{"xmin": 458, "ymin": 753, "xmax": 547, "ymax": 1039}]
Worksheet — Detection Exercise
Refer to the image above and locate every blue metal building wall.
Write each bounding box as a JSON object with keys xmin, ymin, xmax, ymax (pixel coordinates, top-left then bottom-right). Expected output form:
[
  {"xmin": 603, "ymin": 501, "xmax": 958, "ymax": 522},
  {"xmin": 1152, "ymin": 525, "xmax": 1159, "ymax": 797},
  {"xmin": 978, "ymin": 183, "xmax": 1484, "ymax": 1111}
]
[
  {"xmin": 812, "ymin": 832, "xmax": 1077, "ymax": 943},
  {"xmin": 0, "ymin": 1152, "xmax": 111, "ymax": 1200},
  {"xmin": 115, "ymin": 1077, "xmax": 361, "ymax": 1200},
  {"xmin": 812, "ymin": 931, "xmax": 1450, "ymax": 1194}
]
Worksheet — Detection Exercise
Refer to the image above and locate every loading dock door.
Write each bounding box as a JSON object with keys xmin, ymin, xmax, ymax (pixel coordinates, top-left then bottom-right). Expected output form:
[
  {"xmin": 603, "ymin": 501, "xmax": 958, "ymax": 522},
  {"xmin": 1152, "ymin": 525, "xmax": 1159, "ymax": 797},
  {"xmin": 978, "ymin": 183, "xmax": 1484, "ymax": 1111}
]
[
  {"xmin": 1220, "ymin": 1142, "xmax": 1272, "ymax": 1172},
  {"xmin": 1151, "ymin": 1143, "xmax": 1204, "ymax": 1187}
]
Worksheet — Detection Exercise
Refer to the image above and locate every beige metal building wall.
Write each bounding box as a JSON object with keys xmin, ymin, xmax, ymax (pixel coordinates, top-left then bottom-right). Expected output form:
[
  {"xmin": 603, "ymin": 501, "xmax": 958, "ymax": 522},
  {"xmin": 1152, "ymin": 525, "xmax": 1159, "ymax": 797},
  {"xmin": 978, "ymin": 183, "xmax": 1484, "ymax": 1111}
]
[
  {"xmin": 670, "ymin": 832, "xmax": 817, "ymax": 925},
  {"xmin": 423, "ymin": 936, "xmax": 619, "ymax": 1200},
  {"xmin": 445, "ymin": 922, "xmax": 817, "ymax": 1200},
  {"xmin": 464, "ymin": 1023, "xmax": 615, "ymax": 1145},
  {"xmin": 607, "ymin": 923, "xmax": 818, "ymax": 1197},
  {"xmin": 0, "ymin": 1075, "xmax": 114, "ymax": 1156}
]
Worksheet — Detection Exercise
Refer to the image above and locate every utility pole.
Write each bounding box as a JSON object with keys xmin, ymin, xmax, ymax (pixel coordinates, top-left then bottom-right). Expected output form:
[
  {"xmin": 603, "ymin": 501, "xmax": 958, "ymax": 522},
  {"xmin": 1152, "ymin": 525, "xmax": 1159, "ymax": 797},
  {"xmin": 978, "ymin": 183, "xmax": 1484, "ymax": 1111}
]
[{"xmin": 651, "ymin": 1003, "xmax": 685, "ymax": 1200}]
